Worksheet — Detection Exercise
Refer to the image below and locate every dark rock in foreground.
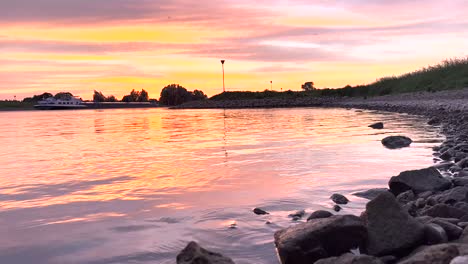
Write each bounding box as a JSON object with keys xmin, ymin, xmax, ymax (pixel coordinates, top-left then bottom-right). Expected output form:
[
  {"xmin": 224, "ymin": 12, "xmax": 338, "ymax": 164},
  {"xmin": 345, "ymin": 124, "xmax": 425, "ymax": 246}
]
[
  {"xmin": 315, "ymin": 253, "xmax": 384, "ymax": 264},
  {"xmin": 307, "ymin": 210, "xmax": 333, "ymax": 221},
  {"xmin": 388, "ymin": 167, "xmax": 451, "ymax": 196},
  {"xmin": 381, "ymin": 136, "xmax": 412, "ymax": 149},
  {"xmin": 365, "ymin": 192, "xmax": 424, "ymax": 256},
  {"xmin": 423, "ymin": 223, "xmax": 448, "ymax": 245},
  {"xmin": 177, "ymin": 241, "xmax": 235, "ymax": 264},
  {"xmin": 331, "ymin": 193, "xmax": 350, "ymax": 204},
  {"xmin": 253, "ymin": 208, "xmax": 269, "ymax": 215},
  {"xmin": 353, "ymin": 188, "xmax": 389, "ymax": 200},
  {"xmin": 274, "ymin": 215, "xmax": 367, "ymax": 264},
  {"xmin": 369, "ymin": 122, "xmax": 384, "ymax": 129},
  {"xmin": 397, "ymin": 243, "xmax": 459, "ymax": 264}
]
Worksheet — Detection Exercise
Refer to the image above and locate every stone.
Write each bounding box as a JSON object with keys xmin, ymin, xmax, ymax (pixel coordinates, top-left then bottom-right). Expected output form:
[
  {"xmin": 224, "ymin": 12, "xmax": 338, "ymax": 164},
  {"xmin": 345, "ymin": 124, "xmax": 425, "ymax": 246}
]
[
  {"xmin": 421, "ymin": 204, "xmax": 467, "ymax": 219},
  {"xmin": 307, "ymin": 210, "xmax": 333, "ymax": 221},
  {"xmin": 428, "ymin": 117, "xmax": 441, "ymax": 125},
  {"xmin": 331, "ymin": 193, "xmax": 349, "ymax": 205},
  {"xmin": 388, "ymin": 167, "xmax": 451, "ymax": 196},
  {"xmin": 453, "ymin": 177, "xmax": 468, "ymax": 187},
  {"xmin": 431, "ymin": 219, "xmax": 464, "ymax": 240},
  {"xmin": 441, "ymin": 151, "xmax": 454, "ymax": 161},
  {"xmin": 353, "ymin": 188, "xmax": 389, "ymax": 200},
  {"xmin": 369, "ymin": 122, "xmax": 384, "ymax": 129},
  {"xmin": 458, "ymin": 228, "xmax": 468, "ymax": 243},
  {"xmin": 381, "ymin": 136, "xmax": 412, "ymax": 149},
  {"xmin": 451, "ymin": 256, "xmax": 468, "ymax": 264},
  {"xmin": 457, "ymin": 222, "xmax": 468, "ymax": 228},
  {"xmin": 379, "ymin": 255, "xmax": 397, "ymax": 264},
  {"xmin": 365, "ymin": 192, "xmax": 424, "ymax": 256},
  {"xmin": 253, "ymin": 208, "xmax": 269, "ymax": 215},
  {"xmin": 315, "ymin": 253, "xmax": 384, "ymax": 264},
  {"xmin": 424, "ymin": 223, "xmax": 448, "ymax": 245},
  {"xmin": 398, "ymin": 243, "xmax": 459, "ymax": 264},
  {"xmin": 274, "ymin": 215, "xmax": 367, "ymax": 264},
  {"xmin": 289, "ymin": 210, "xmax": 306, "ymax": 219},
  {"xmin": 334, "ymin": 205, "xmax": 342, "ymax": 212},
  {"xmin": 418, "ymin": 191, "xmax": 434, "ymax": 199},
  {"xmin": 433, "ymin": 187, "xmax": 468, "ymax": 205},
  {"xmin": 177, "ymin": 241, "xmax": 235, "ymax": 264},
  {"xmin": 415, "ymin": 198, "xmax": 426, "ymax": 208},
  {"xmin": 396, "ymin": 190, "xmax": 416, "ymax": 204}
]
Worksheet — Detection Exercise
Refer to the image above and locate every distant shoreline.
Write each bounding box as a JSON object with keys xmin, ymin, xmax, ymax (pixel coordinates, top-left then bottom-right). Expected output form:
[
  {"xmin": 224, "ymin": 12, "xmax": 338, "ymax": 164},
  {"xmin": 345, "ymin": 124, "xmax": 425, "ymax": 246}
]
[{"xmin": 0, "ymin": 102, "xmax": 162, "ymax": 112}]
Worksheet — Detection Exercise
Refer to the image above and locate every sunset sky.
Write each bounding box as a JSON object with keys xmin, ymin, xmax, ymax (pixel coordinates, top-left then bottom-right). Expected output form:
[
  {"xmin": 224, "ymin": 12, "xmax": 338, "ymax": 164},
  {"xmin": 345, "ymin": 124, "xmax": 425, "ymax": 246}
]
[{"xmin": 1, "ymin": 0, "xmax": 467, "ymax": 100}]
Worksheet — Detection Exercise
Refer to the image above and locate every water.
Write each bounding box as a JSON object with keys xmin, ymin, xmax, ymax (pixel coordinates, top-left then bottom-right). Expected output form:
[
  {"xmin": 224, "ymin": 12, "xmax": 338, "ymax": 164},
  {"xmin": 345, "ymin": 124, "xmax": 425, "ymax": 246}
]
[{"xmin": 0, "ymin": 107, "xmax": 442, "ymax": 264}]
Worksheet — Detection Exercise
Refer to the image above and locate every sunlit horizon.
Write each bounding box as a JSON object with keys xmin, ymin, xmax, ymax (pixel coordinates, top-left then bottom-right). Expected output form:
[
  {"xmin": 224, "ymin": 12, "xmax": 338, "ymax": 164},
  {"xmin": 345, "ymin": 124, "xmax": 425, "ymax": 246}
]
[{"xmin": 1, "ymin": 0, "xmax": 467, "ymax": 100}]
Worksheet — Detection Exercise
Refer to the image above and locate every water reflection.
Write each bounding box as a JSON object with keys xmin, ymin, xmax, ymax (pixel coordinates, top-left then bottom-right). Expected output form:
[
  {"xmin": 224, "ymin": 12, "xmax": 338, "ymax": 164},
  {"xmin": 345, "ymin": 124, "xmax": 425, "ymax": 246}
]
[{"xmin": 0, "ymin": 108, "xmax": 442, "ymax": 264}]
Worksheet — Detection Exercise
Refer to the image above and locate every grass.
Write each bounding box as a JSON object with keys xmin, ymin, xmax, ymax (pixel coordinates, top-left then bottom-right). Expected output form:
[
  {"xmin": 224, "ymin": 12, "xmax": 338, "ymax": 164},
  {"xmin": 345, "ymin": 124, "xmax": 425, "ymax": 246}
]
[
  {"xmin": 0, "ymin": 101, "xmax": 35, "ymax": 111},
  {"xmin": 210, "ymin": 57, "xmax": 468, "ymax": 100}
]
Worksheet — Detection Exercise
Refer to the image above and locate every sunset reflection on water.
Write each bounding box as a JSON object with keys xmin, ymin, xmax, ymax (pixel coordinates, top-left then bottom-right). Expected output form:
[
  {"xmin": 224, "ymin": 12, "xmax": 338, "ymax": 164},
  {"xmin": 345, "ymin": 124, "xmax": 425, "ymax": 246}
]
[{"xmin": 0, "ymin": 108, "xmax": 442, "ymax": 263}]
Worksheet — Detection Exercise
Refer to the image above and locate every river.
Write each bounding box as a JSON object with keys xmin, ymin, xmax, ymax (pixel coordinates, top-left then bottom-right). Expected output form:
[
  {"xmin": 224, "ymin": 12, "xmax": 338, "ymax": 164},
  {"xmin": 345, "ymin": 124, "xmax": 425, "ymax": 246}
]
[{"xmin": 0, "ymin": 107, "xmax": 442, "ymax": 263}]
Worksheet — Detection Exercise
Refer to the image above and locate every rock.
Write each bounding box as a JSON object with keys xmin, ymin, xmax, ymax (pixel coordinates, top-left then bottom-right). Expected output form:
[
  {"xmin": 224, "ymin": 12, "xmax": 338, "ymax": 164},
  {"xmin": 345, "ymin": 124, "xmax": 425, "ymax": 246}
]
[
  {"xmin": 451, "ymin": 256, "xmax": 468, "ymax": 264},
  {"xmin": 333, "ymin": 205, "xmax": 342, "ymax": 212},
  {"xmin": 381, "ymin": 136, "xmax": 412, "ymax": 149},
  {"xmin": 398, "ymin": 243, "xmax": 459, "ymax": 264},
  {"xmin": 315, "ymin": 253, "xmax": 384, "ymax": 264},
  {"xmin": 353, "ymin": 188, "xmax": 389, "ymax": 200},
  {"xmin": 331, "ymin": 194, "xmax": 349, "ymax": 205},
  {"xmin": 379, "ymin": 255, "xmax": 397, "ymax": 264},
  {"xmin": 458, "ymin": 228, "xmax": 468, "ymax": 243},
  {"xmin": 421, "ymin": 204, "xmax": 467, "ymax": 219},
  {"xmin": 366, "ymin": 192, "xmax": 424, "ymax": 256},
  {"xmin": 431, "ymin": 219, "xmax": 463, "ymax": 240},
  {"xmin": 396, "ymin": 190, "xmax": 416, "ymax": 204},
  {"xmin": 177, "ymin": 241, "xmax": 235, "ymax": 264},
  {"xmin": 289, "ymin": 210, "xmax": 306, "ymax": 219},
  {"xmin": 423, "ymin": 223, "xmax": 448, "ymax": 245},
  {"xmin": 457, "ymin": 222, "xmax": 468, "ymax": 228},
  {"xmin": 428, "ymin": 117, "xmax": 441, "ymax": 125},
  {"xmin": 433, "ymin": 187, "xmax": 468, "ymax": 205},
  {"xmin": 388, "ymin": 167, "xmax": 451, "ymax": 196},
  {"xmin": 253, "ymin": 208, "xmax": 269, "ymax": 215},
  {"xmin": 453, "ymin": 177, "xmax": 468, "ymax": 187},
  {"xmin": 415, "ymin": 198, "xmax": 426, "ymax": 208},
  {"xmin": 418, "ymin": 191, "xmax": 434, "ymax": 199},
  {"xmin": 369, "ymin": 122, "xmax": 384, "ymax": 129},
  {"xmin": 274, "ymin": 215, "xmax": 367, "ymax": 264},
  {"xmin": 441, "ymin": 151, "xmax": 454, "ymax": 161},
  {"xmin": 307, "ymin": 210, "xmax": 333, "ymax": 221}
]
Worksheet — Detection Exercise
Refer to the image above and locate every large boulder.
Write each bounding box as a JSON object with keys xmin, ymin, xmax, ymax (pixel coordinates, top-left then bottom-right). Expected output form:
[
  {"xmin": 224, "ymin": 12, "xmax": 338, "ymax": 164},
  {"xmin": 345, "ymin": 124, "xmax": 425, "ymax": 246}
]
[
  {"xmin": 382, "ymin": 136, "xmax": 412, "ymax": 149},
  {"xmin": 388, "ymin": 167, "xmax": 451, "ymax": 196},
  {"xmin": 315, "ymin": 253, "xmax": 384, "ymax": 264},
  {"xmin": 398, "ymin": 243, "xmax": 459, "ymax": 264},
  {"xmin": 366, "ymin": 192, "xmax": 424, "ymax": 256},
  {"xmin": 274, "ymin": 215, "xmax": 367, "ymax": 264},
  {"xmin": 177, "ymin": 241, "xmax": 235, "ymax": 264}
]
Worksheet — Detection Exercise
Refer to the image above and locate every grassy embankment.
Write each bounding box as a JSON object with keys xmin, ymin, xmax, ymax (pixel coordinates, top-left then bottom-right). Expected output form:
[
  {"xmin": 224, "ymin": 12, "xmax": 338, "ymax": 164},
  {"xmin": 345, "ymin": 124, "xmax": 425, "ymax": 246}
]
[
  {"xmin": 211, "ymin": 58, "xmax": 468, "ymax": 100},
  {"xmin": 0, "ymin": 101, "xmax": 35, "ymax": 111}
]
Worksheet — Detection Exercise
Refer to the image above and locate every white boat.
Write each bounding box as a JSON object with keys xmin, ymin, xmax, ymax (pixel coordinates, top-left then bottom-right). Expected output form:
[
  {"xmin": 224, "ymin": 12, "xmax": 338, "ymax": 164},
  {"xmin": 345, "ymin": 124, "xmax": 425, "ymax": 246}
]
[{"xmin": 34, "ymin": 96, "xmax": 87, "ymax": 110}]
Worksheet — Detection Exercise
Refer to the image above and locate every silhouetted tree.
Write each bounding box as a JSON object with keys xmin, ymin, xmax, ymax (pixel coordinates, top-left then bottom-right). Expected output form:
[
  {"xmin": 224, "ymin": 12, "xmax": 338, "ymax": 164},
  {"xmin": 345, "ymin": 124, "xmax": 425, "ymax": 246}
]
[
  {"xmin": 159, "ymin": 84, "xmax": 196, "ymax": 106},
  {"xmin": 93, "ymin": 90, "xmax": 107, "ymax": 102},
  {"xmin": 107, "ymin": 95, "xmax": 118, "ymax": 102},
  {"xmin": 301, "ymin": 82, "xmax": 315, "ymax": 91},
  {"xmin": 191, "ymin": 90, "xmax": 208, "ymax": 101},
  {"xmin": 23, "ymin": 92, "xmax": 53, "ymax": 103},
  {"xmin": 138, "ymin": 89, "xmax": 149, "ymax": 102},
  {"xmin": 54, "ymin": 92, "xmax": 74, "ymax": 100}
]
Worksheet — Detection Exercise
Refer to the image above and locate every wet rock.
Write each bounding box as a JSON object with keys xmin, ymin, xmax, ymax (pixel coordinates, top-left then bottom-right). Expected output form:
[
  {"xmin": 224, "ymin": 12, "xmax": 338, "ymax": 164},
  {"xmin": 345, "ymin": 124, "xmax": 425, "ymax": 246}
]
[
  {"xmin": 381, "ymin": 136, "xmax": 413, "ymax": 149},
  {"xmin": 253, "ymin": 208, "xmax": 269, "ymax": 215},
  {"xmin": 388, "ymin": 167, "xmax": 451, "ymax": 196},
  {"xmin": 307, "ymin": 210, "xmax": 333, "ymax": 221},
  {"xmin": 451, "ymin": 256, "xmax": 468, "ymax": 264},
  {"xmin": 453, "ymin": 177, "xmax": 468, "ymax": 186},
  {"xmin": 369, "ymin": 122, "xmax": 384, "ymax": 129},
  {"xmin": 365, "ymin": 192, "xmax": 424, "ymax": 256},
  {"xmin": 433, "ymin": 187, "xmax": 468, "ymax": 205},
  {"xmin": 177, "ymin": 241, "xmax": 235, "ymax": 264},
  {"xmin": 289, "ymin": 210, "xmax": 306, "ymax": 219},
  {"xmin": 333, "ymin": 205, "xmax": 342, "ymax": 212},
  {"xmin": 353, "ymin": 188, "xmax": 389, "ymax": 200},
  {"xmin": 398, "ymin": 243, "xmax": 459, "ymax": 264},
  {"xmin": 274, "ymin": 215, "xmax": 367, "ymax": 264},
  {"xmin": 421, "ymin": 204, "xmax": 467, "ymax": 219},
  {"xmin": 396, "ymin": 190, "xmax": 416, "ymax": 204},
  {"xmin": 424, "ymin": 223, "xmax": 448, "ymax": 245},
  {"xmin": 331, "ymin": 193, "xmax": 349, "ymax": 205},
  {"xmin": 431, "ymin": 219, "xmax": 463, "ymax": 240},
  {"xmin": 315, "ymin": 253, "xmax": 384, "ymax": 264}
]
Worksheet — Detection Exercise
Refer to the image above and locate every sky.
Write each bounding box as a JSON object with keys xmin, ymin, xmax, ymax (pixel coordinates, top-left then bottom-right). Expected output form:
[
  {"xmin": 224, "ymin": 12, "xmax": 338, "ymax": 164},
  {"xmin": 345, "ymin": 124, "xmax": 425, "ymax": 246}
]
[{"xmin": 1, "ymin": 0, "xmax": 467, "ymax": 100}]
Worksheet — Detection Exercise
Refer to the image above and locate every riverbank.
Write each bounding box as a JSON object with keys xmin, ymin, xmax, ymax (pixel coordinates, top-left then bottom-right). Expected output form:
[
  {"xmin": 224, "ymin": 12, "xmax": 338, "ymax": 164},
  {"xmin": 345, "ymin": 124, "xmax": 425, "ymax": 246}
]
[
  {"xmin": 0, "ymin": 101, "xmax": 161, "ymax": 111},
  {"xmin": 177, "ymin": 89, "xmax": 468, "ymax": 263}
]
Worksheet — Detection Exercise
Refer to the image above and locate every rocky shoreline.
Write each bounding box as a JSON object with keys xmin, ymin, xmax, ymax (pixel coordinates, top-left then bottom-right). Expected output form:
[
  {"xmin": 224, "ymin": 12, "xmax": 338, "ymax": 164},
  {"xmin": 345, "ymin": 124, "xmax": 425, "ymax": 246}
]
[{"xmin": 177, "ymin": 88, "xmax": 468, "ymax": 264}]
